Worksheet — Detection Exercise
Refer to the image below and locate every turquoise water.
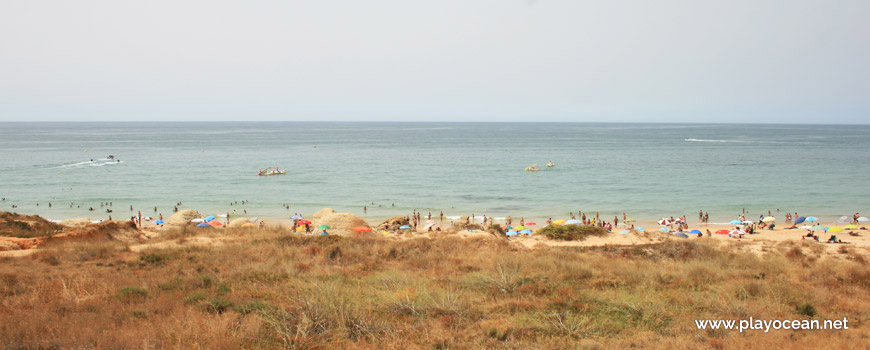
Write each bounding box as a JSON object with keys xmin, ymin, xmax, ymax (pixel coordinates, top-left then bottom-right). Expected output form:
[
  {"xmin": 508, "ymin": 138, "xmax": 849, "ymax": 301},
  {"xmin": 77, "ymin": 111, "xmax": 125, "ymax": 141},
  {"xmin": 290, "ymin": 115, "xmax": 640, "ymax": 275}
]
[{"xmin": 0, "ymin": 122, "xmax": 867, "ymax": 224}]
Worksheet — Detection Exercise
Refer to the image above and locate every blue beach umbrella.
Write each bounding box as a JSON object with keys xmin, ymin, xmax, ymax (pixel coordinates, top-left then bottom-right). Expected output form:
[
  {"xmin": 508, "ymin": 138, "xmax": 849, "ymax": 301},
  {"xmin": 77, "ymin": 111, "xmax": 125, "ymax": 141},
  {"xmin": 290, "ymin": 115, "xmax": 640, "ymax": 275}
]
[
  {"xmin": 154, "ymin": 220, "xmax": 164, "ymax": 225},
  {"xmin": 196, "ymin": 222, "xmax": 209, "ymax": 227},
  {"xmin": 636, "ymin": 227, "xmax": 645, "ymax": 231},
  {"xmin": 505, "ymin": 225, "xmax": 513, "ymax": 230},
  {"xmin": 400, "ymin": 225, "xmax": 410, "ymax": 229},
  {"xmin": 619, "ymin": 230, "xmax": 630, "ymax": 234},
  {"xmin": 506, "ymin": 230, "xmax": 518, "ymax": 236},
  {"xmin": 674, "ymin": 232, "xmax": 689, "ymax": 238},
  {"xmin": 204, "ymin": 215, "xmax": 216, "ymax": 222},
  {"xmin": 806, "ymin": 217, "xmax": 818, "ymax": 222},
  {"xmin": 795, "ymin": 216, "xmax": 806, "ymax": 224},
  {"xmin": 565, "ymin": 219, "xmax": 582, "ymax": 225},
  {"xmin": 520, "ymin": 229, "xmax": 533, "ymax": 234},
  {"xmin": 729, "ymin": 220, "xmax": 742, "ymax": 225},
  {"xmin": 689, "ymin": 229, "xmax": 702, "ymax": 234},
  {"xmin": 291, "ymin": 215, "xmax": 303, "ymax": 220},
  {"xmin": 659, "ymin": 228, "xmax": 670, "ymax": 233}
]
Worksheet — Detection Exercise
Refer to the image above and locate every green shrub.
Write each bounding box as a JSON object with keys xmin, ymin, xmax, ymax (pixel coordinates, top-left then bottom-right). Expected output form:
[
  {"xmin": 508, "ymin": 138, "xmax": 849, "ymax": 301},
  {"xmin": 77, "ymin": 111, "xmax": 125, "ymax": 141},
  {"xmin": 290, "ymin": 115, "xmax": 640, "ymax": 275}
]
[
  {"xmin": 118, "ymin": 287, "xmax": 147, "ymax": 301},
  {"xmin": 207, "ymin": 298, "xmax": 233, "ymax": 314},
  {"xmin": 235, "ymin": 300, "xmax": 269, "ymax": 315},
  {"xmin": 796, "ymin": 302, "xmax": 817, "ymax": 317},
  {"xmin": 140, "ymin": 253, "xmax": 168, "ymax": 265},
  {"xmin": 184, "ymin": 291, "xmax": 208, "ymax": 305},
  {"xmin": 537, "ymin": 224, "xmax": 607, "ymax": 241}
]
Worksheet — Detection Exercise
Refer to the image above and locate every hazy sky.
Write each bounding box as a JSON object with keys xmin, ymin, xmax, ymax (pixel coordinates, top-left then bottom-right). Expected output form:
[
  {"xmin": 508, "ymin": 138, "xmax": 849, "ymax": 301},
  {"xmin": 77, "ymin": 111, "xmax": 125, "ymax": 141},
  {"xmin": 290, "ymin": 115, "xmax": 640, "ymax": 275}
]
[{"xmin": 1, "ymin": 1, "xmax": 867, "ymax": 123}]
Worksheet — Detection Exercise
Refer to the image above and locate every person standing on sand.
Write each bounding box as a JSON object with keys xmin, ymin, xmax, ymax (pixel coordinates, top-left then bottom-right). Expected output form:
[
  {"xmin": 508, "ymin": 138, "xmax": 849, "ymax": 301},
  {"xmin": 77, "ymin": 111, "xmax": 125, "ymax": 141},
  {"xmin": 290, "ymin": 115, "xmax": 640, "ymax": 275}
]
[
  {"xmin": 699, "ymin": 210, "xmax": 703, "ymax": 220},
  {"xmin": 483, "ymin": 215, "xmax": 488, "ymax": 225},
  {"xmin": 520, "ymin": 217, "xmax": 524, "ymax": 226},
  {"xmin": 137, "ymin": 211, "xmax": 142, "ymax": 229},
  {"xmin": 440, "ymin": 211, "xmax": 443, "ymax": 221},
  {"xmin": 547, "ymin": 218, "xmax": 552, "ymax": 225},
  {"xmin": 614, "ymin": 216, "xmax": 619, "ymax": 227},
  {"xmin": 507, "ymin": 216, "xmax": 512, "ymax": 225},
  {"xmin": 364, "ymin": 206, "xmax": 367, "ymax": 214},
  {"xmin": 428, "ymin": 212, "xmax": 431, "ymax": 220}
]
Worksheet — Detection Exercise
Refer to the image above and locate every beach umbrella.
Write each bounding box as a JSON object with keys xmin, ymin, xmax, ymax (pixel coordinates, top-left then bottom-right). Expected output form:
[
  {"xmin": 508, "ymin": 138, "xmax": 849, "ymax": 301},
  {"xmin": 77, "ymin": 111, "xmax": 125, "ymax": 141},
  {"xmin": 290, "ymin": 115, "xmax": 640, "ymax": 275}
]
[
  {"xmin": 552, "ymin": 219, "xmax": 566, "ymax": 225},
  {"xmin": 297, "ymin": 219, "xmax": 312, "ymax": 225},
  {"xmin": 506, "ymin": 230, "xmax": 518, "ymax": 236},
  {"xmin": 209, "ymin": 220, "xmax": 223, "ymax": 227},
  {"xmin": 296, "ymin": 225, "xmax": 305, "ymax": 232},
  {"xmin": 715, "ymin": 229, "xmax": 730, "ymax": 234},
  {"xmin": 191, "ymin": 218, "xmax": 204, "ymax": 223},
  {"xmin": 196, "ymin": 222, "xmax": 209, "ymax": 228},
  {"xmin": 689, "ymin": 229, "xmax": 702, "ymax": 234},
  {"xmin": 806, "ymin": 217, "xmax": 818, "ymax": 222},
  {"xmin": 729, "ymin": 230, "xmax": 744, "ymax": 236},
  {"xmin": 828, "ymin": 227, "xmax": 844, "ymax": 233},
  {"xmin": 291, "ymin": 215, "xmax": 303, "ymax": 220},
  {"xmin": 659, "ymin": 228, "xmax": 670, "ymax": 233},
  {"xmin": 810, "ymin": 225, "xmax": 826, "ymax": 231},
  {"xmin": 565, "ymin": 220, "xmax": 581, "ymax": 225},
  {"xmin": 838, "ymin": 216, "xmax": 851, "ymax": 223},
  {"xmin": 204, "ymin": 215, "xmax": 216, "ymax": 222},
  {"xmin": 399, "ymin": 225, "xmax": 411, "ymax": 229},
  {"xmin": 520, "ymin": 229, "xmax": 533, "ymax": 234},
  {"xmin": 636, "ymin": 227, "xmax": 645, "ymax": 231},
  {"xmin": 525, "ymin": 222, "xmax": 537, "ymax": 226},
  {"xmin": 674, "ymin": 232, "xmax": 689, "ymax": 238},
  {"xmin": 514, "ymin": 225, "xmax": 526, "ymax": 230},
  {"xmin": 505, "ymin": 225, "xmax": 513, "ymax": 230},
  {"xmin": 154, "ymin": 220, "xmax": 164, "ymax": 225},
  {"xmin": 729, "ymin": 220, "xmax": 742, "ymax": 225},
  {"xmin": 858, "ymin": 217, "xmax": 869, "ymax": 223},
  {"xmin": 619, "ymin": 230, "xmax": 630, "ymax": 234},
  {"xmin": 794, "ymin": 216, "xmax": 806, "ymax": 224},
  {"xmin": 353, "ymin": 226, "xmax": 372, "ymax": 232},
  {"xmin": 799, "ymin": 225, "xmax": 812, "ymax": 229},
  {"xmin": 625, "ymin": 218, "xmax": 636, "ymax": 223},
  {"xmin": 762, "ymin": 217, "xmax": 776, "ymax": 223},
  {"xmin": 844, "ymin": 224, "xmax": 859, "ymax": 229},
  {"xmin": 317, "ymin": 225, "xmax": 330, "ymax": 230},
  {"xmin": 658, "ymin": 219, "xmax": 672, "ymax": 226}
]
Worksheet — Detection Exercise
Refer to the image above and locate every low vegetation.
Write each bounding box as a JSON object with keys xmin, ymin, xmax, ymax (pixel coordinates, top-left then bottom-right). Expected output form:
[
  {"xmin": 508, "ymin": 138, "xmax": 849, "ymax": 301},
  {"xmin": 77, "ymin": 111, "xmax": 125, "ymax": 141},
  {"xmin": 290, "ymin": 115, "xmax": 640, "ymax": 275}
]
[
  {"xmin": 537, "ymin": 223, "xmax": 608, "ymax": 240},
  {"xmin": 0, "ymin": 228, "xmax": 868, "ymax": 349}
]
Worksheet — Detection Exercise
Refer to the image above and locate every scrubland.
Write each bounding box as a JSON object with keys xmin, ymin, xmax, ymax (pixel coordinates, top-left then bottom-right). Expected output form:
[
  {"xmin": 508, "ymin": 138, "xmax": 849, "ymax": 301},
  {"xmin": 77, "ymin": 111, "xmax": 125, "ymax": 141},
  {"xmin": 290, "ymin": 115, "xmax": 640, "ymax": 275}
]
[{"xmin": 2, "ymin": 226, "xmax": 869, "ymax": 349}]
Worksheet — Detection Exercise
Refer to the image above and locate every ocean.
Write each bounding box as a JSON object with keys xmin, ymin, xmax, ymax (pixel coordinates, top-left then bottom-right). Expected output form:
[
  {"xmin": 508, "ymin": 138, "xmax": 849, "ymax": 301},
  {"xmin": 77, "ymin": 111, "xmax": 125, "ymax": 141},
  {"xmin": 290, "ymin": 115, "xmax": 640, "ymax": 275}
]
[{"xmin": 0, "ymin": 122, "xmax": 867, "ymax": 225}]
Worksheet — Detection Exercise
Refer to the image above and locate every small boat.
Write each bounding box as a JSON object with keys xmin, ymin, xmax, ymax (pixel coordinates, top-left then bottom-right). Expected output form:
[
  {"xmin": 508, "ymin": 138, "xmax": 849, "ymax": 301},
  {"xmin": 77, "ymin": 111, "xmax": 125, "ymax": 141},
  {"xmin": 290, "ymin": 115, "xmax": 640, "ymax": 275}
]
[
  {"xmin": 258, "ymin": 167, "xmax": 287, "ymax": 176},
  {"xmin": 525, "ymin": 164, "xmax": 540, "ymax": 171},
  {"xmin": 546, "ymin": 160, "xmax": 555, "ymax": 167}
]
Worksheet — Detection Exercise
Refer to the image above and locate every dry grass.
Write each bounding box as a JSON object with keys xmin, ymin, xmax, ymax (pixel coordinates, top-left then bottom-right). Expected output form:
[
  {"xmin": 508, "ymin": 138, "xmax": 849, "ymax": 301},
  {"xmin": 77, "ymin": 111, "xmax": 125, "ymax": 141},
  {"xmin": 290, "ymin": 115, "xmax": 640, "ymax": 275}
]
[{"xmin": 1, "ymin": 229, "xmax": 869, "ymax": 349}]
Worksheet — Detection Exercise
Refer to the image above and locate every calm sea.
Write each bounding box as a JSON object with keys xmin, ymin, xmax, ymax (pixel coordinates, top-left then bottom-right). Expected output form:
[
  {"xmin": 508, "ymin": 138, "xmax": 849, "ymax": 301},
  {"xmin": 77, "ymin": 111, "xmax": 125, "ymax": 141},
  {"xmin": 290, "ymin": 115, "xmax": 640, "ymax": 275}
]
[{"xmin": 0, "ymin": 122, "xmax": 867, "ymax": 225}]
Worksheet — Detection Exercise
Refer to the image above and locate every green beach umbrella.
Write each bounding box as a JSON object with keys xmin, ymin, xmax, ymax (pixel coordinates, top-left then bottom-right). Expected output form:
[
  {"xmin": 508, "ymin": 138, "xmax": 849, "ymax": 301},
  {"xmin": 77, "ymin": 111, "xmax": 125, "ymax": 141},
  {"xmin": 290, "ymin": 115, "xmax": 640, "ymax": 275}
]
[
  {"xmin": 810, "ymin": 225, "xmax": 826, "ymax": 231},
  {"xmin": 317, "ymin": 225, "xmax": 330, "ymax": 230}
]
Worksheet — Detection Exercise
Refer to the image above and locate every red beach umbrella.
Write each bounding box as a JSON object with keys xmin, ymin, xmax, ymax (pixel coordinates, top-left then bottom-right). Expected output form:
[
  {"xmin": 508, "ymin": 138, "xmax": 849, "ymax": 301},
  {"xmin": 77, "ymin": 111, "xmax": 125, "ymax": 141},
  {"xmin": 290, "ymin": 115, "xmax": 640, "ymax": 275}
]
[
  {"xmin": 297, "ymin": 219, "xmax": 312, "ymax": 225},
  {"xmin": 353, "ymin": 226, "xmax": 372, "ymax": 232},
  {"xmin": 209, "ymin": 220, "xmax": 223, "ymax": 227},
  {"xmin": 715, "ymin": 229, "xmax": 729, "ymax": 234},
  {"xmin": 525, "ymin": 222, "xmax": 537, "ymax": 226}
]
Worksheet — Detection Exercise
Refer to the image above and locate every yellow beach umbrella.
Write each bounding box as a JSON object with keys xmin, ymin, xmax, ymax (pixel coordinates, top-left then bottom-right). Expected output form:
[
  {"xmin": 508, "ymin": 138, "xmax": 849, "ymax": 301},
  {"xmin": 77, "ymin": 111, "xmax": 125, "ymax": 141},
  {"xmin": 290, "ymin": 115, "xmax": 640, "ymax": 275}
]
[
  {"xmin": 828, "ymin": 227, "xmax": 844, "ymax": 233},
  {"xmin": 552, "ymin": 219, "xmax": 566, "ymax": 225},
  {"xmin": 762, "ymin": 216, "xmax": 776, "ymax": 223},
  {"xmin": 844, "ymin": 224, "xmax": 858, "ymax": 229},
  {"xmin": 514, "ymin": 225, "xmax": 526, "ymax": 230}
]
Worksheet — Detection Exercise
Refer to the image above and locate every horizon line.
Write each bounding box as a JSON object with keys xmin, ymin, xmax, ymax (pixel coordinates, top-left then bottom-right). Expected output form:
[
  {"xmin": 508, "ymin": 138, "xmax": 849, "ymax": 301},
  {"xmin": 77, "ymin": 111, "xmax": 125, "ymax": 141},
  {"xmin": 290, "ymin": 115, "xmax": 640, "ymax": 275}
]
[{"xmin": 1, "ymin": 120, "xmax": 869, "ymax": 126}]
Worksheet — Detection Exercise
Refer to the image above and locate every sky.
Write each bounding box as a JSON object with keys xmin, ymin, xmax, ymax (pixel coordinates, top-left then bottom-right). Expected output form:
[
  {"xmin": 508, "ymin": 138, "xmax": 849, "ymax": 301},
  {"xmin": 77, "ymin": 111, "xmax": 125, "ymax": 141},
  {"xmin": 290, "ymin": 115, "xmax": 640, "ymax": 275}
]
[{"xmin": 0, "ymin": 1, "xmax": 868, "ymax": 123}]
